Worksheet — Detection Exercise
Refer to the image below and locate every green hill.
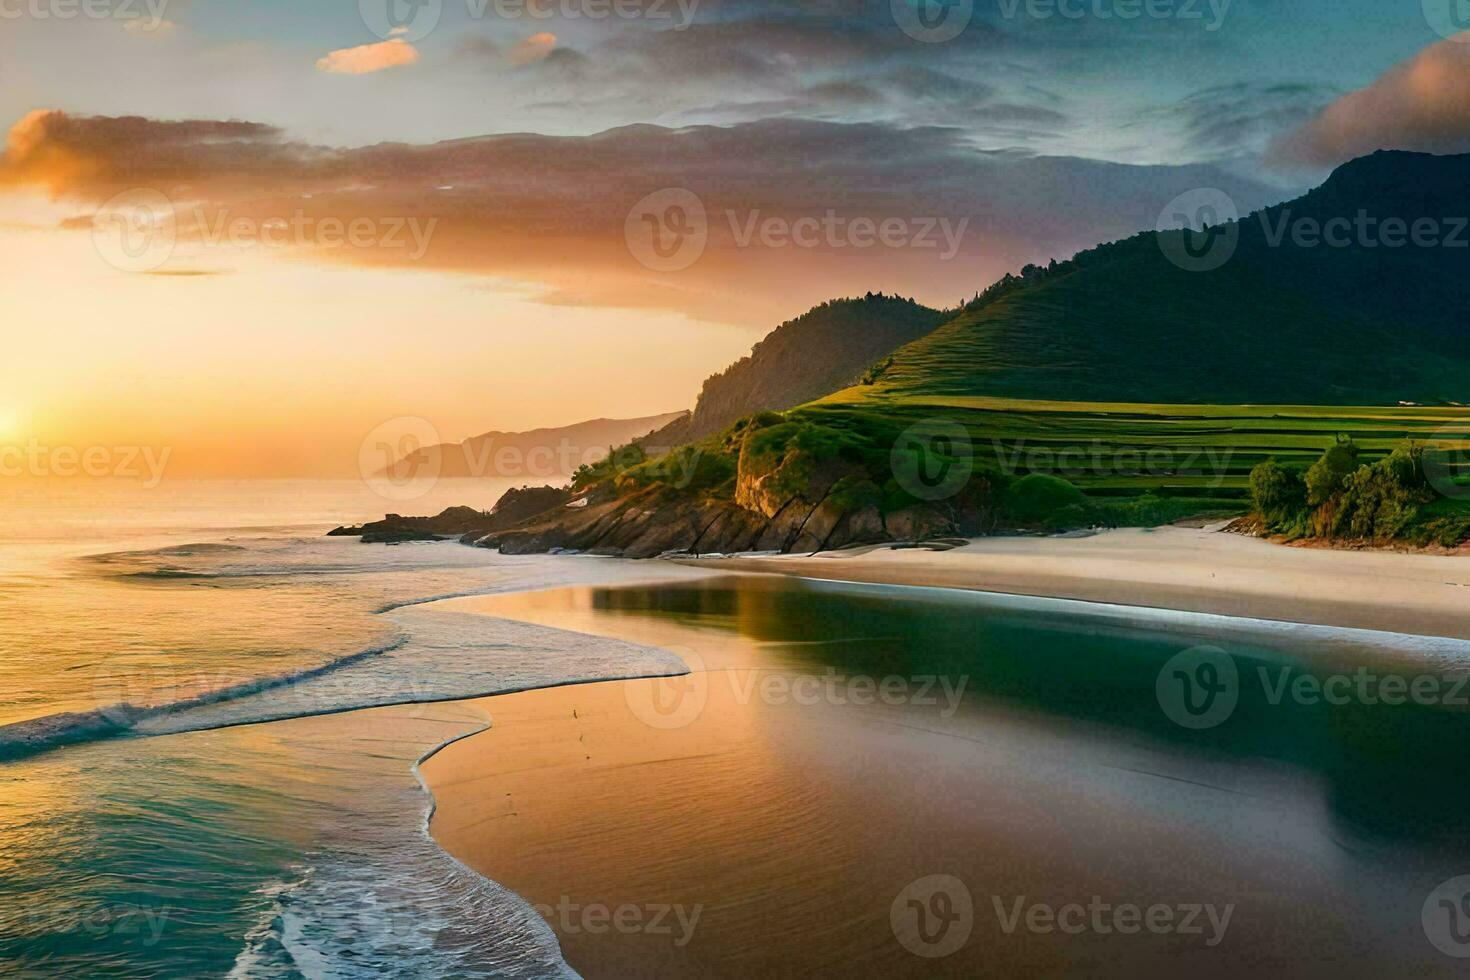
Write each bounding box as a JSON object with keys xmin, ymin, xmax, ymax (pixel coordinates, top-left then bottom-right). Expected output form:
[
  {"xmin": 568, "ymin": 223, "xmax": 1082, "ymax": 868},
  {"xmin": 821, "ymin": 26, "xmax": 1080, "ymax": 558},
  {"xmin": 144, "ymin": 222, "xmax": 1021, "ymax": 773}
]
[
  {"xmin": 861, "ymin": 150, "xmax": 1470, "ymax": 406},
  {"xmin": 473, "ymin": 152, "xmax": 1470, "ymax": 555},
  {"xmin": 648, "ymin": 294, "xmax": 946, "ymax": 446}
]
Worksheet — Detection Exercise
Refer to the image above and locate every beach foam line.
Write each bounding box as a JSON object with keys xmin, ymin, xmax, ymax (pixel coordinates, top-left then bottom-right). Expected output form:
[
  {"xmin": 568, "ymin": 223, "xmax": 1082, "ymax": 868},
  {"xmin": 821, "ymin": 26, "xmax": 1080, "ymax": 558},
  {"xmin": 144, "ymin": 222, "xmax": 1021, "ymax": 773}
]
[{"xmin": 0, "ymin": 635, "xmax": 408, "ymax": 762}]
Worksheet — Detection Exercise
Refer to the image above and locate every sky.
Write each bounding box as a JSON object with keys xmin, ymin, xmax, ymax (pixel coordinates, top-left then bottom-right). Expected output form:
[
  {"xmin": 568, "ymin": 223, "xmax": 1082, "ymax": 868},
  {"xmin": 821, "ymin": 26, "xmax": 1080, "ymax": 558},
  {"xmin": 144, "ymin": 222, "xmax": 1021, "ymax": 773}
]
[{"xmin": 1, "ymin": 0, "xmax": 1467, "ymax": 477}]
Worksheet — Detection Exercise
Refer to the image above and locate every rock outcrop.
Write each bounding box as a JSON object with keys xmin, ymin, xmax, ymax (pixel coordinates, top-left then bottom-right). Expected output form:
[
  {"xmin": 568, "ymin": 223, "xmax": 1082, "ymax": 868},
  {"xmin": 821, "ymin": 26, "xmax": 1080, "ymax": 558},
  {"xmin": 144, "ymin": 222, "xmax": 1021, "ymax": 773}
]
[{"xmin": 330, "ymin": 487, "xmax": 572, "ymax": 544}]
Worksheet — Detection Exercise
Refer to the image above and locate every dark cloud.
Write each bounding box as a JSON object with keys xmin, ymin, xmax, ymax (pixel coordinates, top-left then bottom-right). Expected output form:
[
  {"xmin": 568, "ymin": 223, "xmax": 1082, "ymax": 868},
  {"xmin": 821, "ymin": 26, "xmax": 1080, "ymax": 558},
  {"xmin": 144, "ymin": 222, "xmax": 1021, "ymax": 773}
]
[{"xmin": 1122, "ymin": 80, "xmax": 1337, "ymax": 165}]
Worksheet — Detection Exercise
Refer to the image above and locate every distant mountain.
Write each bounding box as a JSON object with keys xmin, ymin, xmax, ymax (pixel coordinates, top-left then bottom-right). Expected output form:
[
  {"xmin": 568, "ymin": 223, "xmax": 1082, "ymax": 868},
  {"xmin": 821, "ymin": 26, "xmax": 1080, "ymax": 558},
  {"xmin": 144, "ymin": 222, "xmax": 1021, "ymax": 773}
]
[
  {"xmin": 863, "ymin": 150, "xmax": 1470, "ymax": 405},
  {"xmin": 380, "ymin": 412, "xmax": 687, "ymax": 481},
  {"xmin": 649, "ymin": 294, "xmax": 947, "ymax": 446}
]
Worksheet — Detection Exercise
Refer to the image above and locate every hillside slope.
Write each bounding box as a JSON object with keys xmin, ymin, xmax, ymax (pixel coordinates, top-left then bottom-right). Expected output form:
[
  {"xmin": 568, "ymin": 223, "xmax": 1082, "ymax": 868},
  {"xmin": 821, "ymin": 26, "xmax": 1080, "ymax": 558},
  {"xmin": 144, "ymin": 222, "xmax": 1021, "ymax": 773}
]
[
  {"xmin": 650, "ymin": 294, "xmax": 946, "ymax": 446},
  {"xmin": 862, "ymin": 151, "xmax": 1470, "ymax": 406},
  {"xmin": 466, "ymin": 151, "xmax": 1470, "ymax": 557}
]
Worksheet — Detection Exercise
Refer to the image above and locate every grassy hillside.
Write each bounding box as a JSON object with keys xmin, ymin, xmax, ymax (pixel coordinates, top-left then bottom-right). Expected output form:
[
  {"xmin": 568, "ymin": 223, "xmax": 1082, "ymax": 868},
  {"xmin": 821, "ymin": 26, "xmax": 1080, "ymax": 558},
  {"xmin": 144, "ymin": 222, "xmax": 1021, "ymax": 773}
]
[
  {"xmin": 809, "ymin": 393, "xmax": 1470, "ymax": 497},
  {"xmin": 529, "ymin": 152, "xmax": 1470, "ymax": 551},
  {"xmin": 863, "ymin": 151, "xmax": 1470, "ymax": 405},
  {"xmin": 650, "ymin": 294, "xmax": 946, "ymax": 446}
]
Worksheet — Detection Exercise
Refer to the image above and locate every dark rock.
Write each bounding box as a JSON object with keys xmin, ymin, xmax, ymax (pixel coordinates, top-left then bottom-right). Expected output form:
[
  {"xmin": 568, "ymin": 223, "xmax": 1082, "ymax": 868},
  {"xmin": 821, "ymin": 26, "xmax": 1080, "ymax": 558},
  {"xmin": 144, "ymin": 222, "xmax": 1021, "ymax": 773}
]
[
  {"xmin": 884, "ymin": 506, "xmax": 959, "ymax": 541},
  {"xmin": 361, "ymin": 528, "xmax": 442, "ymax": 544},
  {"xmin": 790, "ymin": 495, "xmax": 848, "ymax": 554}
]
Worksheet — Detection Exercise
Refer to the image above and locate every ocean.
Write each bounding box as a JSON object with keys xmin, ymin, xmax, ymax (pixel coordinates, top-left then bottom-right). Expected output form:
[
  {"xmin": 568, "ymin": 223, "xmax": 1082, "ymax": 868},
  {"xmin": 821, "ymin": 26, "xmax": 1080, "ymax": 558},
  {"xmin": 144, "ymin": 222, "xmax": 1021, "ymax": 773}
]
[
  {"xmin": 0, "ymin": 479, "xmax": 703, "ymax": 978},
  {"xmin": 5, "ymin": 480, "xmax": 1470, "ymax": 977}
]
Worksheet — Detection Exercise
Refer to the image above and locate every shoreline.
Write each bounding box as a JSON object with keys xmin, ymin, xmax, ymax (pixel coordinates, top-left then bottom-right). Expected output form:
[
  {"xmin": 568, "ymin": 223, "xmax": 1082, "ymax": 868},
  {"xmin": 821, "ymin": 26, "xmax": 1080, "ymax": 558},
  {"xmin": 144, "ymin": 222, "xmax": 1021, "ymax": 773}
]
[
  {"xmin": 679, "ymin": 525, "xmax": 1470, "ymax": 641},
  {"xmin": 419, "ymin": 568, "xmax": 1470, "ymax": 978}
]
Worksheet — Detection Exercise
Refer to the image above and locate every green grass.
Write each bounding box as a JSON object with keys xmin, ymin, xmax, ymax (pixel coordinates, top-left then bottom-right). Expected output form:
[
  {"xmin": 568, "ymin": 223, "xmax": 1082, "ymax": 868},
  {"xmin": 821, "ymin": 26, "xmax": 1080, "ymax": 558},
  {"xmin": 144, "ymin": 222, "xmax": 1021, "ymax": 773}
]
[
  {"xmin": 587, "ymin": 388, "xmax": 1470, "ymax": 542},
  {"xmin": 801, "ymin": 392, "xmax": 1470, "ymax": 500}
]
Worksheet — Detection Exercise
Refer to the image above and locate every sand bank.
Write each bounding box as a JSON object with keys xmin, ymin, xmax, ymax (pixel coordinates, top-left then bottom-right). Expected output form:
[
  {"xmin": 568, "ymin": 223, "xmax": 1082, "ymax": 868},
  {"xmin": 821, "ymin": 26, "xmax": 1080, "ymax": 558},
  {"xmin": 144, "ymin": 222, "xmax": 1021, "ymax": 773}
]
[{"xmin": 695, "ymin": 527, "xmax": 1470, "ymax": 640}]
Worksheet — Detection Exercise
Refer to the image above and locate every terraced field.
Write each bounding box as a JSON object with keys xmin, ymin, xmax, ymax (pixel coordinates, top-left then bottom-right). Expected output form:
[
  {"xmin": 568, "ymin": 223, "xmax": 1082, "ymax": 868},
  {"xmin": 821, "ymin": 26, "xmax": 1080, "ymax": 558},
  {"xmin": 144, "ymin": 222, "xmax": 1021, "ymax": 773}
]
[{"xmin": 803, "ymin": 390, "xmax": 1470, "ymax": 499}]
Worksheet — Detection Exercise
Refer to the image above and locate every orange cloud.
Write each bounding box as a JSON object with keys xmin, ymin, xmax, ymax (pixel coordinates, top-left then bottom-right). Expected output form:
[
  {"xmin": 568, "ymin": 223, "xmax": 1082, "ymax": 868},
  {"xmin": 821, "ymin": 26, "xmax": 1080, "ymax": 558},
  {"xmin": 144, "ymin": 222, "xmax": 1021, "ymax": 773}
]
[
  {"xmin": 510, "ymin": 32, "xmax": 558, "ymax": 66},
  {"xmin": 0, "ymin": 110, "xmax": 1283, "ymax": 328},
  {"xmin": 1270, "ymin": 35, "xmax": 1470, "ymax": 167},
  {"xmin": 316, "ymin": 38, "xmax": 420, "ymax": 75}
]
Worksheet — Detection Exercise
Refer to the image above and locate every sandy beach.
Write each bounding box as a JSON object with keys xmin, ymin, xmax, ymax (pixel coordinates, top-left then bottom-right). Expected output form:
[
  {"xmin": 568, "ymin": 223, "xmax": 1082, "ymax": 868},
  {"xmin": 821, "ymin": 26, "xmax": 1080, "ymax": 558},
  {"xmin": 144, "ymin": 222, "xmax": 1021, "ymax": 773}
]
[
  {"xmin": 696, "ymin": 526, "xmax": 1470, "ymax": 641},
  {"xmin": 421, "ymin": 544, "xmax": 1470, "ymax": 978}
]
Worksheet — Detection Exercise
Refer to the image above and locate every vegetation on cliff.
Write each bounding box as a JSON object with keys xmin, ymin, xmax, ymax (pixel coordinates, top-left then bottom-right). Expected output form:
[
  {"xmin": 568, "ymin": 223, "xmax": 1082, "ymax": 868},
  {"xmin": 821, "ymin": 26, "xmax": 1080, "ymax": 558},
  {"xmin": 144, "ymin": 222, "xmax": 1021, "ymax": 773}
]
[{"xmin": 1249, "ymin": 440, "xmax": 1470, "ymax": 547}]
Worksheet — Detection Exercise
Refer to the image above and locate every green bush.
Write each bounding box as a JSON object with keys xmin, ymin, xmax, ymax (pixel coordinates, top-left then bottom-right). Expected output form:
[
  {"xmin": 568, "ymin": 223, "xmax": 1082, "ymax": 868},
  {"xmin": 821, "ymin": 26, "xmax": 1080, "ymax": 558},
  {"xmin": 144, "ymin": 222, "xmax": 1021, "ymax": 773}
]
[
  {"xmin": 573, "ymin": 442, "xmax": 647, "ymax": 491},
  {"xmin": 617, "ymin": 444, "xmax": 736, "ymax": 495},
  {"xmin": 1249, "ymin": 458, "xmax": 1308, "ymax": 532},
  {"xmin": 1003, "ymin": 474, "xmax": 1087, "ymax": 524},
  {"xmin": 1318, "ymin": 442, "xmax": 1432, "ymax": 540}
]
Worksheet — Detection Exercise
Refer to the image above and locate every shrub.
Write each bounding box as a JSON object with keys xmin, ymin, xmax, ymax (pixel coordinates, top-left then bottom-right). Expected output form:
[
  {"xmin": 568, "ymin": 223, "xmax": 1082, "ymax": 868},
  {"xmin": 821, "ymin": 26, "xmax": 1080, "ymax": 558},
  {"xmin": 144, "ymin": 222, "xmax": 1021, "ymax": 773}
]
[
  {"xmin": 1322, "ymin": 442, "xmax": 1433, "ymax": 540},
  {"xmin": 1304, "ymin": 436, "xmax": 1360, "ymax": 506},
  {"xmin": 573, "ymin": 442, "xmax": 647, "ymax": 491},
  {"xmin": 1003, "ymin": 474, "xmax": 1087, "ymax": 525},
  {"xmin": 1249, "ymin": 458, "xmax": 1308, "ymax": 528},
  {"xmin": 616, "ymin": 444, "xmax": 736, "ymax": 495}
]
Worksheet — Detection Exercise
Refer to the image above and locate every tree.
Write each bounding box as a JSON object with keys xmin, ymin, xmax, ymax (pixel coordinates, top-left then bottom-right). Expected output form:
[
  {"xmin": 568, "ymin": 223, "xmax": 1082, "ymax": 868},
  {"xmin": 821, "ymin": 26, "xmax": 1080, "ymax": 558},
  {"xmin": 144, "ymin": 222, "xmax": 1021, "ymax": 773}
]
[
  {"xmin": 1249, "ymin": 458, "xmax": 1307, "ymax": 527},
  {"xmin": 1304, "ymin": 436, "xmax": 1360, "ymax": 506}
]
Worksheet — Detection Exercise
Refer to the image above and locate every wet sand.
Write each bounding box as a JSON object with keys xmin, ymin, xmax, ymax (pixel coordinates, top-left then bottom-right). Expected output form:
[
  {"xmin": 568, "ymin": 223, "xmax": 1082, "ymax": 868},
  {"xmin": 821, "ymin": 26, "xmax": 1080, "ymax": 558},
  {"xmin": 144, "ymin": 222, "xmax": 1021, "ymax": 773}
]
[{"xmin": 422, "ymin": 577, "xmax": 1470, "ymax": 979}]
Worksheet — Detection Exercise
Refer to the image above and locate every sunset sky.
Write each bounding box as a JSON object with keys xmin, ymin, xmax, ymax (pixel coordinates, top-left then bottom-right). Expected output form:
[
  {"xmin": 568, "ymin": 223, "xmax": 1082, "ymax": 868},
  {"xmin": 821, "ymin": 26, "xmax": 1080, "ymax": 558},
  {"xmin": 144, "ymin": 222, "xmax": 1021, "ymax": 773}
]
[{"xmin": 1, "ymin": 0, "xmax": 1467, "ymax": 476}]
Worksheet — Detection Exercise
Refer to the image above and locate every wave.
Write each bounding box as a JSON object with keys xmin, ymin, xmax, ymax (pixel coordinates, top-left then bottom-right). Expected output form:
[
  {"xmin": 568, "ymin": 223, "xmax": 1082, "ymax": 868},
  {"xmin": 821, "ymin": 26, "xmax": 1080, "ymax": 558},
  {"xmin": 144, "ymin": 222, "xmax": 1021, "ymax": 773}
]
[{"xmin": 0, "ymin": 636, "xmax": 410, "ymax": 761}]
